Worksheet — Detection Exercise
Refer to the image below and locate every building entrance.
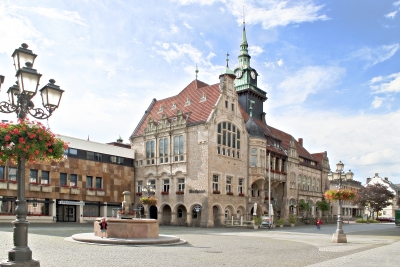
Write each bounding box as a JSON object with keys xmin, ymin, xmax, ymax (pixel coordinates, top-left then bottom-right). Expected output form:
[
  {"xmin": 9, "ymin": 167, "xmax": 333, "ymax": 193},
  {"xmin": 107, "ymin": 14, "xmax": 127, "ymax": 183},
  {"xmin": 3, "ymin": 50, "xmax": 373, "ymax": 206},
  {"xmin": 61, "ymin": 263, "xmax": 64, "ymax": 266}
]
[{"xmin": 57, "ymin": 205, "xmax": 76, "ymax": 222}]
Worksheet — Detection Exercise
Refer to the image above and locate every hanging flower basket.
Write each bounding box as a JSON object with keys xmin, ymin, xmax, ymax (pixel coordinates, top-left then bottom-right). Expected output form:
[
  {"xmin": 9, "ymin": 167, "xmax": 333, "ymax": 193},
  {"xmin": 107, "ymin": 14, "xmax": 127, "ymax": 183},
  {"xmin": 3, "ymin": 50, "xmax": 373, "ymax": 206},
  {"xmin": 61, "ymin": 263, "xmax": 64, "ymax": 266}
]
[
  {"xmin": 0, "ymin": 119, "xmax": 68, "ymax": 165},
  {"xmin": 140, "ymin": 196, "xmax": 157, "ymax": 206},
  {"xmin": 324, "ymin": 189, "xmax": 357, "ymax": 201}
]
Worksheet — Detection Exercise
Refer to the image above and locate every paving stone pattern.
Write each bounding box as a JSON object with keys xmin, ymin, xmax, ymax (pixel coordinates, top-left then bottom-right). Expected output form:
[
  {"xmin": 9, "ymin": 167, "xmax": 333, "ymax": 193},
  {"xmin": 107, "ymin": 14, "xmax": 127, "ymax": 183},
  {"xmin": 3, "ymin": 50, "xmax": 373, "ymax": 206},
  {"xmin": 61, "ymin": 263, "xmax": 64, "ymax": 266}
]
[{"xmin": 0, "ymin": 222, "xmax": 399, "ymax": 267}]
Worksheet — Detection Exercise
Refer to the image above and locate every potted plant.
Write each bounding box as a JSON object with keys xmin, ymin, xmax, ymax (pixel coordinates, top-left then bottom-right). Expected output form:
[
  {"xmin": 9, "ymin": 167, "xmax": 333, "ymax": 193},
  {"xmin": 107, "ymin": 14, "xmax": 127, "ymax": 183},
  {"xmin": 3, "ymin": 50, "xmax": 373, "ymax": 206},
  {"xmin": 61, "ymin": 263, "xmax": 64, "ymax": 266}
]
[
  {"xmin": 238, "ymin": 193, "xmax": 245, "ymax": 197},
  {"xmin": 277, "ymin": 218, "xmax": 285, "ymax": 227},
  {"xmin": 289, "ymin": 214, "xmax": 298, "ymax": 226},
  {"xmin": 176, "ymin": 191, "xmax": 184, "ymax": 195},
  {"xmin": 135, "ymin": 192, "xmax": 143, "ymax": 196},
  {"xmin": 213, "ymin": 190, "xmax": 220, "ymax": 194},
  {"xmin": 161, "ymin": 191, "xmax": 169, "ymax": 195},
  {"xmin": 227, "ymin": 192, "xmax": 233, "ymax": 196},
  {"xmin": 253, "ymin": 216, "xmax": 262, "ymax": 229}
]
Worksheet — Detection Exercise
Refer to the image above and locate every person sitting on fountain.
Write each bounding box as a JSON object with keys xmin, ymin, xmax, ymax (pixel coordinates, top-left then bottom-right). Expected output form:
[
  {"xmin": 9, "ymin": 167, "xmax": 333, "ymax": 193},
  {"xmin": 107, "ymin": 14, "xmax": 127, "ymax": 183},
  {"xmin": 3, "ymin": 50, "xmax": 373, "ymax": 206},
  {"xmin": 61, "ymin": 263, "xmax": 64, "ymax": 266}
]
[{"xmin": 99, "ymin": 217, "xmax": 108, "ymax": 238}]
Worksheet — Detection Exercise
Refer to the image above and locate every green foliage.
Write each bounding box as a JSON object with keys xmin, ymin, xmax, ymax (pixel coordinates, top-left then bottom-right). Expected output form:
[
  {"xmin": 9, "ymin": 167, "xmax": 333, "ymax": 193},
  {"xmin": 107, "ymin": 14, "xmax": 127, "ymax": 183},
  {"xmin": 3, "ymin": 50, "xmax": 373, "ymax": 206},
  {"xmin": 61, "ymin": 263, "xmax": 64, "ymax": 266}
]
[
  {"xmin": 253, "ymin": 216, "xmax": 263, "ymax": 226},
  {"xmin": 0, "ymin": 119, "xmax": 68, "ymax": 164},
  {"xmin": 277, "ymin": 218, "xmax": 285, "ymax": 225},
  {"xmin": 355, "ymin": 219, "xmax": 379, "ymax": 223},
  {"xmin": 355, "ymin": 183, "xmax": 395, "ymax": 220},
  {"xmin": 298, "ymin": 199, "xmax": 311, "ymax": 212},
  {"xmin": 288, "ymin": 214, "xmax": 298, "ymax": 224},
  {"xmin": 316, "ymin": 200, "xmax": 330, "ymax": 213}
]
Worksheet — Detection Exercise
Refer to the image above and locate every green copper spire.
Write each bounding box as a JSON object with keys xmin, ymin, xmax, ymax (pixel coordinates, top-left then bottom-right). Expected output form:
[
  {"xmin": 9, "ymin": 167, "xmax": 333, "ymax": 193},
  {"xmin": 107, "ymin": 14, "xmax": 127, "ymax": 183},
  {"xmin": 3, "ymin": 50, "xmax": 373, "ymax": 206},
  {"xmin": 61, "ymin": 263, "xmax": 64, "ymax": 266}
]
[
  {"xmin": 221, "ymin": 52, "xmax": 234, "ymax": 75},
  {"xmin": 195, "ymin": 64, "xmax": 199, "ymax": 80},
  {"xmin": 238, "ymin": 7, "xmax": 250, "ymax": 68}
]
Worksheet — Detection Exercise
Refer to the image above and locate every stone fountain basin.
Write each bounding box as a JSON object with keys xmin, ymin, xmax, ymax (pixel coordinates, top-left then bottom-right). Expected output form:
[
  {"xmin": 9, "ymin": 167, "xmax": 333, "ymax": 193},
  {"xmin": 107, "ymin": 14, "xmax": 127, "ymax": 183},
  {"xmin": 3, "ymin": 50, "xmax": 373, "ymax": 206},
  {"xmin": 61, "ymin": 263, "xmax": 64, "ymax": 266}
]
[{"xmin": 94, "ymin": 218, "xmax": 159, "ymax": 238}]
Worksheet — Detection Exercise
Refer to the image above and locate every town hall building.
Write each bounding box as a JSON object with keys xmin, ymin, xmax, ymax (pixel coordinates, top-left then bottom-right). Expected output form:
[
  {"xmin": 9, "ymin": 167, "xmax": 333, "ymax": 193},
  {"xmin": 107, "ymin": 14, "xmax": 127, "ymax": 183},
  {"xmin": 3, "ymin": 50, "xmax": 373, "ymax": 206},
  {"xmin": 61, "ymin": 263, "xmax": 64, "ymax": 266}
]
[{"xmin": 130, "ymin": 21, "xmax": 331, "ymax": 227}]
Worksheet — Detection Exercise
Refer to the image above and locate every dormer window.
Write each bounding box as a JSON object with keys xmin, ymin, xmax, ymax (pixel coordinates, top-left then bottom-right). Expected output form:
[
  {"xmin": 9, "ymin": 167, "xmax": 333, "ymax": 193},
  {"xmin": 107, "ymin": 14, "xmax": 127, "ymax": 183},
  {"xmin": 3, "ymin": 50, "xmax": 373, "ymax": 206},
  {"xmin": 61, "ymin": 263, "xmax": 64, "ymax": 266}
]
[
  {"xmin": 171, "ymin": 103, "xmax": 176, "ymax": 109},
  {"xmin": 158, "ymin": 106, "xmax": 163, "ymax": 113},
  {"xmin": 184, "ymin": 98, "xmax": 191, "ymax": 106},
  {"xmin": 200, "ymin": 92, "xmax": 206, "ymax": 102}
]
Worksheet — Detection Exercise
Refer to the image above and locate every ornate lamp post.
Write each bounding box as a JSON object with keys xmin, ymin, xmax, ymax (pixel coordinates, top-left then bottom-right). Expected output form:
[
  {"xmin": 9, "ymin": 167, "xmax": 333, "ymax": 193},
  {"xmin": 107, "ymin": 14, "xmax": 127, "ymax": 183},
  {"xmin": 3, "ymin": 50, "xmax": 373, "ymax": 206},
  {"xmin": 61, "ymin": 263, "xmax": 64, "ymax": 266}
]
[
  {"xmin": 141, "ymin": 181, "xmax": 155, "ymax": 219},
  {"xmin": 332, "ymin": 160, "xmax": 347, "ymax": 243},
  {"xmin": 0, "ymin": 43, "xmax": 64, "ymax": 267}
]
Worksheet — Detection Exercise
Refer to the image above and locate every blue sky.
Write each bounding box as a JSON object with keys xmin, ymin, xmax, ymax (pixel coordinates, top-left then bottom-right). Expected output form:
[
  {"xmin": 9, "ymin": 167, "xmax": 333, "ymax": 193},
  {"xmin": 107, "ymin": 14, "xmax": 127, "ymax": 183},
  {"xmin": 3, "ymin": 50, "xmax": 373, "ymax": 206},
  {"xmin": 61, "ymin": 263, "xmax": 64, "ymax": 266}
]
[{"xmin": 0, "ymin": 0, "xmax": 399, "ymax": 183}]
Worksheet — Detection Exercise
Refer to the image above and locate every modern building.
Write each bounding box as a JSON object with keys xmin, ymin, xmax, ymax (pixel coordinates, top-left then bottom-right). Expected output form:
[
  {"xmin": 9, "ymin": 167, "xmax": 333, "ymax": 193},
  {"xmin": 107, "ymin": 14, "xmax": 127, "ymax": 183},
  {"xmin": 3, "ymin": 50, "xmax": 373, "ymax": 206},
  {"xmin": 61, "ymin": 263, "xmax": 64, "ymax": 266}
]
[
  {"xmin": 0, "ymin": 135, "xmax": 134, "ymax": 223},
  {"xmin": 327, "ymin": 170, "xmax": 363, "ymax": 218},
  {"xmin": 130, "ymin": 21, "xmax": 331, "ymax": 227},
  {"xmin": 365, "ymin": 173, "xmax": 400, "ymax": 218}
]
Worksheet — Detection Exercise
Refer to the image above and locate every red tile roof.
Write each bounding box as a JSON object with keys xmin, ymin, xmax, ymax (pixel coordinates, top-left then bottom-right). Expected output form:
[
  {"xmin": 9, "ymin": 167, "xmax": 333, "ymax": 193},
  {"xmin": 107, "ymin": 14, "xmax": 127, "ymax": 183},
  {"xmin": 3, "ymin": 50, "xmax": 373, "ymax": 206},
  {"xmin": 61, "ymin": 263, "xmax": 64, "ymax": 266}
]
[{"xmin": 131, "ymin": 80, "xmax": 220, "ymax": 137}]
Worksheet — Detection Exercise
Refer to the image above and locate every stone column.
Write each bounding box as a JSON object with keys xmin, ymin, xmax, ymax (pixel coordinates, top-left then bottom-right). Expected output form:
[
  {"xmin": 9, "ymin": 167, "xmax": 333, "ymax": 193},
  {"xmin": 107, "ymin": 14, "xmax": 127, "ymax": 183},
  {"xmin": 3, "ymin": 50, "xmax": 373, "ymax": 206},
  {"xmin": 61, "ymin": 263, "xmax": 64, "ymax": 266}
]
[
  {"xmin": 50, "ymin": 198, "xmax": 57, "ymax": 221},
  {"xmin": 157, "ymin": 210, "xmax": 163, "ymax": 224},
  {"xmin": 170, "ymin": 212, "xmax": 177, "ymax": 226},
  {"xmin": 100, "ymin": 202, "xmax": 107, "ymax": 218},
  {"xmin": 122, "ymin": 191, "xmax": 132, "ymax": 214},
  {"xmin": 77, "ymin": 204, "xmax": 84, "ymax": 223},
  {"xmin": 186, "ymin": 212, "xmax": 192, "ymax": 226}
]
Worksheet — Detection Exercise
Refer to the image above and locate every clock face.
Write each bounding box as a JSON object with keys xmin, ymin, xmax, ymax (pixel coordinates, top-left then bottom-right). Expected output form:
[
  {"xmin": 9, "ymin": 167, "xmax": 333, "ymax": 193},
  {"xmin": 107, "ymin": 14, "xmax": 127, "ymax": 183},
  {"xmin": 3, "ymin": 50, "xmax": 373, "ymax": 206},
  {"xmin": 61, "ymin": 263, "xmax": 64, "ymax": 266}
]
[
  {"xmin": 235, "ymin": 70, "xmax": 243, "ymax": 78},
  {"xmin": 251, "ymin": 71, "xmax": 256, "ymax": 79}
]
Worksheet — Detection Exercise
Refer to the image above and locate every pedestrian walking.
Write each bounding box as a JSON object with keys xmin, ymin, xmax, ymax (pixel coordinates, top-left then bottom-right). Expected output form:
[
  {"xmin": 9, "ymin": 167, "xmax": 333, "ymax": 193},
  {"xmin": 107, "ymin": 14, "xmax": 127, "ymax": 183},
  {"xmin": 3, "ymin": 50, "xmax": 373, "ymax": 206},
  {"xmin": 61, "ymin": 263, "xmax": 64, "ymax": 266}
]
[
  {"xmin": 316, "ymin": 217, "xmax": 323, "ymax": 230},
  {"xmin": 99, "ymin": 217, "xmax": 108, "ymax": 238}
]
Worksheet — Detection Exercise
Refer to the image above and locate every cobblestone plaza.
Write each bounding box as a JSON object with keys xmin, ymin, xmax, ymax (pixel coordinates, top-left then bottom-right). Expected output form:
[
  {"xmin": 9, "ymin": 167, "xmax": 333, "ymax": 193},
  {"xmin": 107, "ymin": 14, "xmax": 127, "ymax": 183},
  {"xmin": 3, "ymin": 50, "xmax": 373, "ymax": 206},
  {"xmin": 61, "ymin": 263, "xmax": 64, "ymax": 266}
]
[{"xmin": 1, "ymin": 222, "xmax": 399, "ymax": 266}]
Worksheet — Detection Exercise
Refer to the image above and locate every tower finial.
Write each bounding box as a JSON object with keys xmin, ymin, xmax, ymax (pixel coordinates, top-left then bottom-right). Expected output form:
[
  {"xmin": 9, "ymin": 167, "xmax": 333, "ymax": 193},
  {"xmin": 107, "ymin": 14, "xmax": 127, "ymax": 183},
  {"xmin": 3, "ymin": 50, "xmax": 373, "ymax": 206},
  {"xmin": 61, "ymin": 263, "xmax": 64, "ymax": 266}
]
[
  {"xmin": 225, "ymin": 52, "xmax": 229, "ymax": 68},
  {"xmin": 243, "ymin": 6, "xmax": 245, "ymax": 25},
  {"xmin": 195, "ymin": 64, "xmax": 199, "ymax": 80}
]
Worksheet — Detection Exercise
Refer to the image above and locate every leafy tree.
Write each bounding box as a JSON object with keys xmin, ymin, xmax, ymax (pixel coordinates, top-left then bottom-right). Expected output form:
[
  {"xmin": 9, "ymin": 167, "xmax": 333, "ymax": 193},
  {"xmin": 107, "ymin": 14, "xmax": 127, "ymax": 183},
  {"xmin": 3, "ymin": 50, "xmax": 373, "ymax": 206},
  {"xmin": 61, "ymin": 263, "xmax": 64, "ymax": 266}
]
[
  {"xmin": 355, "ymin": 183, "xmax": 395, "ymax": 219},
  {"xmin": 316, "ymin": 200, "xmax": 330, "ymax": 215},
  {"xmin": 298, "ymin": 199, "xmax": 311, "ymax": 218}
]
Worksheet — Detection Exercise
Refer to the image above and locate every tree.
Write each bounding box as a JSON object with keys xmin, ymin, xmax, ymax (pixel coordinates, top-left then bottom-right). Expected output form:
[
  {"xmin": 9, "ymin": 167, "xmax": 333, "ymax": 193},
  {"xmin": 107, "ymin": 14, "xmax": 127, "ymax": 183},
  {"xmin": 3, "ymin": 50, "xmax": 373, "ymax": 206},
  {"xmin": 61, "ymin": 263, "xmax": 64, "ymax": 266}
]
[
  {"xmin": 355, "ymin": 183, "xmax": 395, "ymax": 219},
  {"xmin": 298, "ymin": 199, "xmax": 311, "ymax": 218},
  {"xmin": 316, "ymin": 200, "xmax": 330, "ymax": 216}
]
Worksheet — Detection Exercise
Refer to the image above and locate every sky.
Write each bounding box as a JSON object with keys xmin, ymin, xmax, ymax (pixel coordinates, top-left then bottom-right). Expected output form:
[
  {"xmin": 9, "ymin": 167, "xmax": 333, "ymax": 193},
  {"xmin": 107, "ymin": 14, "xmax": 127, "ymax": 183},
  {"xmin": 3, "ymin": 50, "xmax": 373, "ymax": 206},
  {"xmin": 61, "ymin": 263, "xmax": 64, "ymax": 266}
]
[{"xmin": 0, "ymin": 0, "xmax": 399, "ymax": 183}]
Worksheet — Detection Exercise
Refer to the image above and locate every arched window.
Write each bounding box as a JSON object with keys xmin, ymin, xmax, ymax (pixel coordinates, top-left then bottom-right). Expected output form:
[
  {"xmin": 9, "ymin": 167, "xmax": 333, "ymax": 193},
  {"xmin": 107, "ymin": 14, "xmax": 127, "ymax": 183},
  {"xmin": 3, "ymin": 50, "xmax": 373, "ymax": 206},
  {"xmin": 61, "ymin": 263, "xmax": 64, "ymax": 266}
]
[
  {"xmin": 308, "ymin": 177, "xmax": 311, "ymax": 191},
  {"xmin": 316, "ymin": 179, "xmax": 320, "ymax": 192},
  {"xmin": 312, "ymin": 178, "xmax": 315, "ymax": 191},
  {"xmin": 303, "ymin": 177, "xmax": 306, "ymax": 190},
  {"xmin": 217, "ymin": 122, "xmax": 240, "ymax": 158}
]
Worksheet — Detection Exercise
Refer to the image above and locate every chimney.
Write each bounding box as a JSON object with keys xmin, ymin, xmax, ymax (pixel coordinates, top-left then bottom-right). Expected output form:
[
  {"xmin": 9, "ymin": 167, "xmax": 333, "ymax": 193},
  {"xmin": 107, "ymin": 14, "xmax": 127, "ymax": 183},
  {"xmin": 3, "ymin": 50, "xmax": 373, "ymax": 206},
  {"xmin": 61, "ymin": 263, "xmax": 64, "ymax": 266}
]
[
  {"xmin": 366, "ymin": 178, "xmax": 371, "ymax": 184},
  {"xmin": 384, "ymin": 177, "xmax": 389, "ymax": 181},
  {"xmin": 298, "ymin": 138, "xmax": 303, "ymax": 147},
  {"xmin": 374, "ymin": 173, "xmax": 379, "ymax": 177}
]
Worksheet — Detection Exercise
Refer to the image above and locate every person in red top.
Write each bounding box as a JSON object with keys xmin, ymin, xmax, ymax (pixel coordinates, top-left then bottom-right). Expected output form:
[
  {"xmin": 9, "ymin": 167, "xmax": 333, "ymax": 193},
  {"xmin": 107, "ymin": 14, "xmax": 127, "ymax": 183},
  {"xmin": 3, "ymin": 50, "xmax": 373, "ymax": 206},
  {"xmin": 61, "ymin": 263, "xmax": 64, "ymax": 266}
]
[
  {"xmin": 99, "ymin": 217, "xmax": 108, "ymax": 238},
  {"xmin": 316, "ymin": 217, "xmax": 323, "ymax": 230}
]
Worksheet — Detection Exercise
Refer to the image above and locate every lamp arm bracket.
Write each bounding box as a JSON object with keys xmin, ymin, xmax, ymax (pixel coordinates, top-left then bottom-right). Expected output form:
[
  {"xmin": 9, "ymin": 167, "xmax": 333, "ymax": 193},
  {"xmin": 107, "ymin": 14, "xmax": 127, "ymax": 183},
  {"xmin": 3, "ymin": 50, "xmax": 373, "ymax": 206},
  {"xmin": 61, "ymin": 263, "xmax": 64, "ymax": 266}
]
[
  {"xmin": 28, "ymin": 107, "xmax": 52, "ymax": 119},
  {"xmin": 0, "ymin": 101, "xmax": 17, "ymax": 113}
]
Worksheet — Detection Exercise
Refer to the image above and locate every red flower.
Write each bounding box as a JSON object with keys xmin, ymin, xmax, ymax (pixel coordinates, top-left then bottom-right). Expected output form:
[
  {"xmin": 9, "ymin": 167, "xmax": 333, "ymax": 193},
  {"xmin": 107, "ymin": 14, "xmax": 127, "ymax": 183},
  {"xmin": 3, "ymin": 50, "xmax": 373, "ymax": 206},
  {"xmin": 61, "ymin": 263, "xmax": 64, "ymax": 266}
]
[
  {"xmin": 4, "ymin": 135, "xmax": 10, "ymax": 141},
  {"xmin": 19, "ymin": 137, "xmax": 25, "ymax": 144},
  {"xmin": 35, "ymin": 150, "xmax": 39, "ymax": 155}
]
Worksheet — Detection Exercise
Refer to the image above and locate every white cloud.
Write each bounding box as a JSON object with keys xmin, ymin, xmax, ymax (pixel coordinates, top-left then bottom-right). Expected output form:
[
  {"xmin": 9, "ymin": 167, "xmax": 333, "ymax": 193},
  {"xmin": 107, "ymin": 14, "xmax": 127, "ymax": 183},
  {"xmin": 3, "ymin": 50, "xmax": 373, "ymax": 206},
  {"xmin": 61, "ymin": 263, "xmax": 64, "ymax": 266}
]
[
  {"xmin": 271, "ymin": 65, "xmax": 345, "ymax": 107},
  {"xmin": 264, "ymin": 61, "xmax": 275, "ymax": 69},
  {"xmin": 385, "ymin": 10, "xmax": 397, "ymax": 19},
  {"xmin": 369, "ymin": 72, "xmax": 400, "ymax": 93},
  {"xmin": 351, "ymin": 44, "xmax": 399, "ymax": 68},
  {"xmin": 248, "ymin": 46, "xmax": 263, "ymax": 56},
  {"xmin": 206, "ymin": 52, "xmax": 216, "ymax": 61},
  {"xmin": 153, "ymin": 42, "xmax": 209, "ymax": 65},
  {"xmin": 170, "ymin": 24, "xmax": 180, "ymax": 34},
  {"xmin": 394, "ymin": 1, "xmax": 400, "ymax": 7},
  {"xmin": 277, "ymin": 58, "xmax": 284, "ymax": 66},
  {"xmin": 105, "ymin": 65, "xmax": 116, "ymax": 80},
  {"xmin": 17, "ymin": 6, "xmax": 88, "ymax": 26},
  {"xmin": 230, "ymin": 0, "xmax": 329, "ymax": 29},
  {"xmin": 171, "ymin": 0, "xmax": 220, "ymax": 5},
  {"xmin": 183, "ymin": 21, "xmax": 193, "ymax": 30},
  {"xmin": 372, "ymin": 96, "xmax": 383, "ymax": 108},
  {"xmin": 268, "ymin": 108, "xmax": 400, "ymax": 183}
]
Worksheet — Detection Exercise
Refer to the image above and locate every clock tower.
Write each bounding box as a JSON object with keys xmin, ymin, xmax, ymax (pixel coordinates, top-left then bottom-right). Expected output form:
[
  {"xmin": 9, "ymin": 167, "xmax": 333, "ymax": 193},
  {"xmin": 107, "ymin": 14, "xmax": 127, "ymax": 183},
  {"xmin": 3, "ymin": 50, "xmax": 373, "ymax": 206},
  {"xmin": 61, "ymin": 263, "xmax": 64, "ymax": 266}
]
[{"xmin": 234, "ymin": 20, "xmax": 267, "ymax": 120}]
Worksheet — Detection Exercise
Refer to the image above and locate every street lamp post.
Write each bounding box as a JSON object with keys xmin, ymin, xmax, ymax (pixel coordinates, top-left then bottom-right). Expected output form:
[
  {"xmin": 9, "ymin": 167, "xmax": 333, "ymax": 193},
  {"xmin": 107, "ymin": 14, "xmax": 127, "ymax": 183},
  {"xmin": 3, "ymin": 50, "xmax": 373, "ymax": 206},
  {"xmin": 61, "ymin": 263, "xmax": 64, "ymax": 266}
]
[
  {"xmin": 332, "ymin": 160, "xmax": 347, "ymax": 243},
  {"xmin": 141, "ymin": 181, "xmax": 155, "ymax": 219},
  {"xmin": 0, "ymin": 43, "xmax": 63, "ymax": 267}
]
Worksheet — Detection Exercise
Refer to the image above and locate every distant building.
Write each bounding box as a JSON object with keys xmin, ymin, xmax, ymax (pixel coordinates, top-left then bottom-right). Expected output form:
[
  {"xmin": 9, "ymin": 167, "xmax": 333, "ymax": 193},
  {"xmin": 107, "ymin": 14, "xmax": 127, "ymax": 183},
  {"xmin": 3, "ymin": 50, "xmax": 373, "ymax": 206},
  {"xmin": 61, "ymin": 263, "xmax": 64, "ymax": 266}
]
[
  {"xmin": 365, "ymin": 173, "xmax": 400, "ymax": 218},
  {"xmin": 0, "ymin": 135, "xmax": 134, "ymax": 223},
  {"xmin": 327, "ymin": 170, "xmax": 363, "ymax": 218}
]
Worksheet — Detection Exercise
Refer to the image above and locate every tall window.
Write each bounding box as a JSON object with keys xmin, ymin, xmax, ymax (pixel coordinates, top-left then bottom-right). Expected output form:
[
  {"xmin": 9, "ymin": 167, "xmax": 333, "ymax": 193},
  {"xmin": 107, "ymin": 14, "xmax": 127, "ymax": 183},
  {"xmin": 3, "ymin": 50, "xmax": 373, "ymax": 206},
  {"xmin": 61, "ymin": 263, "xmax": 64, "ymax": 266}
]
[
  {"xmin": 173, "ymin": 135, "xmax": 185, "ymax": 162},
  {"xmin": 149, "ymin": 180, "xmax": 156, "ymax": 191},
  {"xmin": 86, "ymin": 176, "xmax": 93, "ymax": 188},
  {"xmin": 163, "ymin": 179, "xmax": 170, "ymax": 192},
  {"xmin": 217, "ymin": 122, "xmax": 240, "ymax": 158},
  {"xmin": 238, "ymin": 178, "xmax": 243, "ymax": 194},
  {"xmin": 226, "ymin": 176, "xmax": 232, "ymax": 193},
  {"xmin": 96, "ymin": 177, "xmax": 102, "ymax": 189},
  {"xmin": 316, "ymin": 179, "xmax": 320, "ymax": 192},
  {"xmin": 303, "ymin": 177, "xmax": 306, "ymax": 190},
  {"xmin": 41, "ymin": 171, "xmax": 50, "ymax": 185},
  {"xmin": 178, "ymin": 178, "xmax": 185, "ymax": 191},
  {"xmin": 260, "ymin": 150, "xmax": 265, "ymax": 168},
  {"xmin": 308, "ymin": 177, "xmax": 311, "ymax": 191},
  {"xmin": 159, "ymin": 138, "xmax": 169, "ymax": 163},
  {"xmin": 298, "ymin": 175, "xmax": 302, "ymax": 190},
  {"xmin": 60, "ymin": 173, "xmax": 67, "ymax": 186},
  {"xmin": 70, "ymin": 174, "xmax": 77, "ymax": 187},
  {"xmin": 137, "ymin": 181, "xmax": 143, "ymax": 193},
  {"xmin": 8, "ymin": 167, "xmax": 17, "ymax": 181},
  {"xmin": 0, "ymin": 166, "xmax": 4, "ymax": 180},
  {"xmin": 251, "ymin": 149, "xmax": 257, "ymax": 167},
  {"xmin": 30, "ymin": 170, "xmax": 38, "ymax": 183},
  {"xmin": 212, "ymin": 175, "xmax": 219, "ymax": 191},
  {"xmin": 312, "ymin": 178, "xmax": 315, "ymax": 191},
  {"xmin": 146, "ymin": 140, "xmax": 155, "ymax": 165}
]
